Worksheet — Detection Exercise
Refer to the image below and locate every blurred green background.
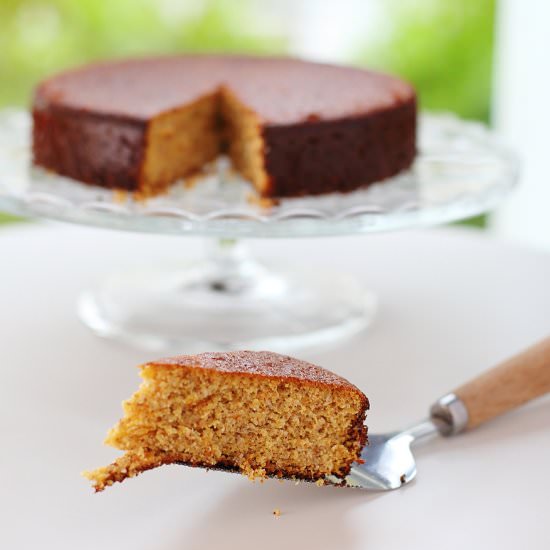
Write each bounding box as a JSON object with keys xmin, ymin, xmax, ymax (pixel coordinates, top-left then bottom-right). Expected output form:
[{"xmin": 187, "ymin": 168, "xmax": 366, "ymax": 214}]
[{"xmin": 0, "ymin": 0, "xmax": 495, "ymax": 226}]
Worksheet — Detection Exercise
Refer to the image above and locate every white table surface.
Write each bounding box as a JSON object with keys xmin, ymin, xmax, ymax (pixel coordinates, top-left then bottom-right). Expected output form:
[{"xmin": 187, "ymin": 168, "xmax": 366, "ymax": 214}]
[{"xmin": 1, "ymin": 223, "xmax": 549, "ymax": 550}]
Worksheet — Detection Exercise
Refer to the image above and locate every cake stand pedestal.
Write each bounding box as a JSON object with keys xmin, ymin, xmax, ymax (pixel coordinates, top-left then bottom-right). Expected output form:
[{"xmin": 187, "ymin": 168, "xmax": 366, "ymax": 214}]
[
  {"xmin": 0, "ymin": 110, "xmax": 518, "ymax": 353},
  {"xmin": 77, "ymin": 238, "xmax": 376, "ymax": 352}
]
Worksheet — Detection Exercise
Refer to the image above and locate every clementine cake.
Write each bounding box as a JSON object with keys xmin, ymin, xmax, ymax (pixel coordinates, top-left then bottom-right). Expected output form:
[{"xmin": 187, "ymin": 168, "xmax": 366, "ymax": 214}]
[
  {"xmin": 33, "ymin": 55, "xmax": 416, "ymax": 198},
  {"xmin": 84, "ymin": 351, "xmax": 368, "ymax": 491}
]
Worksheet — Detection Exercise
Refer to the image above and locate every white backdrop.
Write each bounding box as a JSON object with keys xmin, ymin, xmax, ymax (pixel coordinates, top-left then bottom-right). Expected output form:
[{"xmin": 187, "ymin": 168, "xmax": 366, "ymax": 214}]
[{"xmin": 490, "ymin": 1, "xmax": 549, "ymax": 250}]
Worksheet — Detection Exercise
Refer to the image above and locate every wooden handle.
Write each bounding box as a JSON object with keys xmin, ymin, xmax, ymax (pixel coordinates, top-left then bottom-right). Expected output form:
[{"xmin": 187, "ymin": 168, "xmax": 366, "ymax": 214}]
[{"xmin": 454, "ymin": 336, "xmax": 550, "ymax": 430}]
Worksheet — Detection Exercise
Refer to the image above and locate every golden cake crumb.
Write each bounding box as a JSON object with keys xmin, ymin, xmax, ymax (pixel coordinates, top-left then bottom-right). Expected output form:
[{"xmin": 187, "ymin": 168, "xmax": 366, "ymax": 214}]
[
  {"xmin": 113, "ymin": 189, "xmax": 128, "ymax": 204},
  {"xmin": 246, "ymin": 191, "xmax": 278, "ymax": 209},
  {"xmin": 273, "ymin": 508, "xmax": 281, "ymax": 518}
]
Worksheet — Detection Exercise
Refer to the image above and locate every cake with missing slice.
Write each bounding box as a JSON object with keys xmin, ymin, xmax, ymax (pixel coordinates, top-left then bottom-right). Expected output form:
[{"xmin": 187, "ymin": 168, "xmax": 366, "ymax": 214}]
[
  {"xmin": 84, "ymin": 351, "xmax": 368, "ymax": 491},
  {"xmin": 33, "ymin": 55, "xmax": 416, "ymax": 199}
]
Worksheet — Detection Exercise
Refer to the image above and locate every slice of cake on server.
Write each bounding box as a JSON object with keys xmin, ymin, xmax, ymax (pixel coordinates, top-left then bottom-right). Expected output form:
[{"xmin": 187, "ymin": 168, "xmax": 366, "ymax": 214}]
[{"xmin": 84, "ymin": 351, "xmax": 368, "ymax": 491}]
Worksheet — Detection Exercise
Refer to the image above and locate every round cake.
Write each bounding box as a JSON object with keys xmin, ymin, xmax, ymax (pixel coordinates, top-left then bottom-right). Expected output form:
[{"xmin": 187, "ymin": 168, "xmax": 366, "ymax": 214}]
[{"xmin": 32, "ymin": 55, "xmax": 417, "ymax": 198}]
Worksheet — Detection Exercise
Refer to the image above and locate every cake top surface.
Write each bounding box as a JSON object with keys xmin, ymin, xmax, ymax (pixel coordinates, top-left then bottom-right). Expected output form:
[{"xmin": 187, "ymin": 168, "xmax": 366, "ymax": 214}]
[
  {"xmin": 147, "ymin": 350, "xmax": 366, "ymax": 395},
  {"xmin": 34, "ymin": 55, "xmax": 415, "ymax": 125}
]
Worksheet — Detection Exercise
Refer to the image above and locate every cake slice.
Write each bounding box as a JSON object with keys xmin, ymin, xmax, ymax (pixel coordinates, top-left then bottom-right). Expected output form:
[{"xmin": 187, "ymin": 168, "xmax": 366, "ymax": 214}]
[{"xmin": 84, "ymin": 351, "xmax": 368, "ymax": 492}]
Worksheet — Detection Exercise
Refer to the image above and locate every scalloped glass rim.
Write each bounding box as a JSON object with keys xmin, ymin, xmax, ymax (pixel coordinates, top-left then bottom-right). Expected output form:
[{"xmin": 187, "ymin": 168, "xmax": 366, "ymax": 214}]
[{"xmin": 0, "ymin": 109, "xmax": 518, "ymax": 238}]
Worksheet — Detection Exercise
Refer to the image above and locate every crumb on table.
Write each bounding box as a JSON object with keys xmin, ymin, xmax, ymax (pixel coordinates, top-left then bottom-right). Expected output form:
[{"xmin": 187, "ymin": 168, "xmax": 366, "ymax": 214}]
[{"xmin": 273, "ymin": 508, "xmax": 281, "ymax": 518}]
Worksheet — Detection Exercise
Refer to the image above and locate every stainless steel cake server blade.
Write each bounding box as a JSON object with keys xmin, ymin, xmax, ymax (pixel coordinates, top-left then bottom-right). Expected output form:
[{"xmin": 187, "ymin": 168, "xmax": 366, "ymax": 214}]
[{"xmin": 332, "ymin": 335, "xmax": 550, "ymax": 490}]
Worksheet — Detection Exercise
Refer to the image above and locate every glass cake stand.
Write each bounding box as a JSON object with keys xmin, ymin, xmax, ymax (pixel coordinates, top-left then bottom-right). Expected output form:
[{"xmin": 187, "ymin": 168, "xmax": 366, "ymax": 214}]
[{"xmin": 0, "ymin": 109, "xmax": 518, "ymax": 353}]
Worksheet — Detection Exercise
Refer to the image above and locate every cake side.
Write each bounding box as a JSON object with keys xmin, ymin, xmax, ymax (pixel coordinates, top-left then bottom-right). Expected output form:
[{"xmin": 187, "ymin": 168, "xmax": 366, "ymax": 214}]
[
  {"xmin": 32, "ymin": 97, "xmax": 148, "ymax": 191},
  {"xmin": 84, "ymin": 351, "xmax": 368, "ymax": 492},
  {"xmin": 262, "ymin": 98, "xmax": 417, "ymax": 197}
]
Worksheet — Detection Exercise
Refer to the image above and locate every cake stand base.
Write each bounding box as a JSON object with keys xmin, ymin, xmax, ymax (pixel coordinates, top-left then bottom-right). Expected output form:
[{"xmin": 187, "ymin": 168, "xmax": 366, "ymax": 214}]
[{"xmin": 77, "ymin": 239, "xmax": 376, "ymax": 354}]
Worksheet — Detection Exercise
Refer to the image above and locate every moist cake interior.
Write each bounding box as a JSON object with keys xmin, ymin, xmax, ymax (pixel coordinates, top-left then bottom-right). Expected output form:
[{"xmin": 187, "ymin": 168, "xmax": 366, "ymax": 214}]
[
  {"xmin": 84, "ymin": 357, "xmax": 367, "ymax": 492},
  {"xmin": 141, "ymin": 93, "xmax": 221, "ymax": 197},
  {"xmin": 142, "ymin": 87, "xmax": 269, "ymax": 198},
  {"xmin": 219, "ymin": 86, "xmax": 270, "ymax": 194}
]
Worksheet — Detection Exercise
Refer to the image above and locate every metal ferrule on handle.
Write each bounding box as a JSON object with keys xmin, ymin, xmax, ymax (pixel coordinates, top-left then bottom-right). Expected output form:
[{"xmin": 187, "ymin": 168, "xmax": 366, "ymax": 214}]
[
  {"xmin": 430, "ymin": 393, "xmax": 469, "ymax": 436},
  {"xmin": 432, "ymin": 336, "xmax": 550, "ymax": 435}
]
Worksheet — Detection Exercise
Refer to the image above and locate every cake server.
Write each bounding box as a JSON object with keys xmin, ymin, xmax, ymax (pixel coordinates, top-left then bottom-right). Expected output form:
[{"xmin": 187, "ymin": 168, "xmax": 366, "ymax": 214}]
[{"xmin": 335, "ymin": 335, "xmax": 550, "ymax": 490}]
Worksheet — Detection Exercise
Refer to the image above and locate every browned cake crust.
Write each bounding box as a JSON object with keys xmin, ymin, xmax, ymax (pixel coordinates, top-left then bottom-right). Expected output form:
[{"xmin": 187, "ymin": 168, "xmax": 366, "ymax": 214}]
[
  {"xmin": 153, "ymin": 350, "xmax": 370, "ymax": 390},
  {"xmin": 84, "ymin": 351, "xmax": 368, "ymax": 491},
  {"xmin": 33, "ymin": 55, "xmax": 416, "ymax": 198}
]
